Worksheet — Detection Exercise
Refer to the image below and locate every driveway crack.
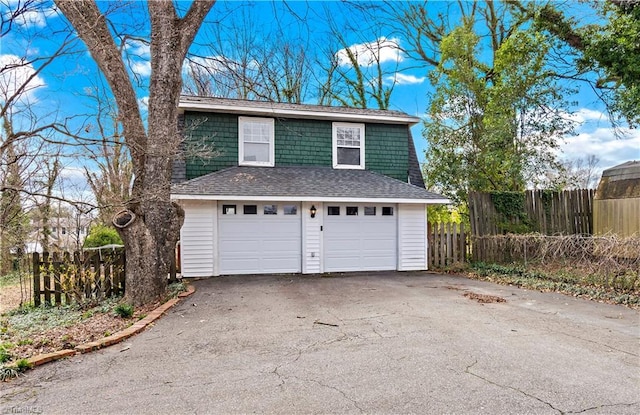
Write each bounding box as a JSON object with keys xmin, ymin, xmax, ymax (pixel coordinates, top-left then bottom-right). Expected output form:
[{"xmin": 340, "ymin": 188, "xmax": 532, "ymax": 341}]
[
  {"xmin": 271, "ymin": 364, "xmax": 286, "ymax": 389},
  {"xmin": 465, "ymin": 360, "xmax": 564, "ymax": 414},
  {"xmin": 566, "ymin": 402, "xmax": 640, "ymax": 413},
  {"xmin": 291, "ymin": 376, "xmax": 365, "ymax": 413}
]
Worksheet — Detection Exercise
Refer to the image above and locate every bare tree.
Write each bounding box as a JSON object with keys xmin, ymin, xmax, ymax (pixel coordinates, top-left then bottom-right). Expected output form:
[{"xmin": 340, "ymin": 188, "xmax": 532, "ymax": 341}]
[
  {"xmin": 0, "ymin": 0, "xmax": 78, "ymax": 272},
  {"xmin": 543, "ymin": 155, "xmax": 601, "ymax": 190},
  {"xmin": 55, "ymin": 0, "xmax": 215, "ymax": 305},
  {"xmin": 80, "ymin": 79, "xmax": 133, "ymax": 225},
  {"xmin": 184, "ymin": 3, "xmax": 312, "ymax": 103},
  {"xmin": 312, "ymin": 3, "xmax": 406, "ymax": 110}
]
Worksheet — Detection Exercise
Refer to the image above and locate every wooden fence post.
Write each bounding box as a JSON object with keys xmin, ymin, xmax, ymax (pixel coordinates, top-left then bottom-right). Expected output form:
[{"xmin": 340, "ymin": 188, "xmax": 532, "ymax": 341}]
[
  {"xmin": 32, "ymin": 252, "xmax": 41, "ymax": 307},
  {"xmin": 52, "ymin": 252, "xmax": 62, "ymax": 306},
  {"xmin": 104, "ymin": 251, "xmax": 113, "ymax": 298},
  {"xmin": 63, "ymin": 252, "xmax": 72, "ymax": 305},
  {"xmin": 42, "ymin": 252, "xmax": 51, "ymax": 306}
]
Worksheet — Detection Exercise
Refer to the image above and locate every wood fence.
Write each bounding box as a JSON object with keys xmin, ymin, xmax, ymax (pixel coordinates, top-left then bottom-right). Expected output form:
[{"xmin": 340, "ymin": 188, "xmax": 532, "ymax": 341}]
[
  {"xmin": 32, "ymin": 250, "xmax": 125, "ymax": 306},
  {"xmin": 469, "ymin": 189, "xmax": 595, "ymax": 237},
  {"xmin": 427, "ymin": 222, "xmax": 470, "ymax": 269},
  {"xmin": 32, "ymin": 249, "xmax": 180, "ymax": 306}
]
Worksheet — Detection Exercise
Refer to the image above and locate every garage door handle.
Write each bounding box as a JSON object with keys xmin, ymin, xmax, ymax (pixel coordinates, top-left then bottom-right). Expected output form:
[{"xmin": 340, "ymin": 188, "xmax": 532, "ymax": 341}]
[{"xmin": 321, "ymin": 226, "xmax": 323, "ymax": 231}]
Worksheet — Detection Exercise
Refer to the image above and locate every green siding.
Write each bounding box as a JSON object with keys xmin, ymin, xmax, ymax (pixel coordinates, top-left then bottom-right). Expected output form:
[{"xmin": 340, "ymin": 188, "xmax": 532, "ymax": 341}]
[
  {"xmin": 275, "ymin": 119, "xmax": 332, "ymax": 167},
  {"xmin": 183, "ymin": 111, "xmax": 410, "ymax": 182},
  {"xmin": 184, "ymin": 112, "xmax": 238, "ymax": 180},
  {"xmin": 365, "ymin": 124, "xmax": 409, "ymax": 182}
]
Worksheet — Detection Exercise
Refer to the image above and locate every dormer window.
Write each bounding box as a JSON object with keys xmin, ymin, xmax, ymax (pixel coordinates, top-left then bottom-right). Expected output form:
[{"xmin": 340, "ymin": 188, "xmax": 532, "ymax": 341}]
[
  {"xmin": 239, "ymin": 117, "xmax": 274, "ymax": 167},
  {"xmin": 333, "ymin": 122, "xmax": 365, "ymax": 169}
]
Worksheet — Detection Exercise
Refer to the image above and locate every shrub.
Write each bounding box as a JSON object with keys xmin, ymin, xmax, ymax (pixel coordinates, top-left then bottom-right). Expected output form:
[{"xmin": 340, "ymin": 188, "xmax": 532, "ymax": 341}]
[
  {"xmin": 15, "ymin": 358, "xmax": 32, "ymax": 372},
  {"xmin": 83, "ymin": 224, "xmax": 123, "ymax": 248},
  {"xmin": 113, "ymin": 303, "xmax": 134, "ymax": 318},
  {"xmin": 0, "ymin": 347, "xmax": 11, "ymax": 364},
  {"xmin": 0, "ymin": 366, "xmax": 18, "ymax": 381}
]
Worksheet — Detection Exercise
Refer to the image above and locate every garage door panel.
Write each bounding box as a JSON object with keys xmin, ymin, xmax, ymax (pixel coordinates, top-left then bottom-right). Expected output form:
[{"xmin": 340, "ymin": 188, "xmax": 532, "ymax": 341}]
[
  {"xmin": 361, "ymin": 238, "xmax": 395, "ymax": 250},
  {"xmin": 324, "ymin": 204, "xmax": 397, "ymax": 272},
  {"xmin": 219, "ymin": 202, "xmax": 301, "ymax": 275}
]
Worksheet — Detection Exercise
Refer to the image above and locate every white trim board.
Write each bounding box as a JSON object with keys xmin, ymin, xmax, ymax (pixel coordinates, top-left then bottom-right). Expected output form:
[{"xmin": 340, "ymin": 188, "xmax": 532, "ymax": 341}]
[{"xmin": 172, "ymin": 194, "xmax": 450, "ymax": 204}]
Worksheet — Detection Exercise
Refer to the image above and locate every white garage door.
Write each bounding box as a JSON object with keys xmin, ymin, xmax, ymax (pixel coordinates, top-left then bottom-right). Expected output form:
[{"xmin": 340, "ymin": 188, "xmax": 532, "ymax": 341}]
[
  {"xmin": 324, "ymin": 204, "xmax": 397, "ymax": 272},
  {"xmin": 218, "ymin": 202, "xmax": 301, "ymax": 275}
]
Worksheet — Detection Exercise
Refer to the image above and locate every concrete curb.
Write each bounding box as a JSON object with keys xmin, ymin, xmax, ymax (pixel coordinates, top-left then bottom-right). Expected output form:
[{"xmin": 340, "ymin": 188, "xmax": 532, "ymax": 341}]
[{"xmin": 26, "ymin": 283, "xmax": 196, "ymax": 368}]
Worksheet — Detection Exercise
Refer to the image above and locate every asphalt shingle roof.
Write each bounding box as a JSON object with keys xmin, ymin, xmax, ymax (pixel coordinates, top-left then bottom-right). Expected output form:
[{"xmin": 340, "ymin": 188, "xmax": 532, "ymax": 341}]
[
  {"xmin": 171, "ymin": 166, "xmax": 447, "ymax": 202},
  {"xmin": 179, "ymin": 96, "xmax": 420, "ymax": 124}
]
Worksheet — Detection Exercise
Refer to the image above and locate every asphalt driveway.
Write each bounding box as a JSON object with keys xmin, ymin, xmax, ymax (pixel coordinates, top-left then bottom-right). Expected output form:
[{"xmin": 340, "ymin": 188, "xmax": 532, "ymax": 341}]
[{"xmin": 1, "ymin": 272, "xmax": 639, "ymax": 414}]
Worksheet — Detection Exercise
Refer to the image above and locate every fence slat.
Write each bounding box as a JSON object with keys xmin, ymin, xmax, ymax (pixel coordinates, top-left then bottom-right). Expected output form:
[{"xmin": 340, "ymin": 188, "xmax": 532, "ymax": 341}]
[
  {"xmin": 42, "ymin": 252, "xmax": 51, "ymax": 306},
  {"xmin": 52, "ymin": 252, "xmax": 62, "ymax": 305},
  {"xmin": 32, "ymin": 252, "xmax": 41, "ymax": 307},
  {"xmin": 30, "ymin": 249, "xmax": 128, "ymax": 306}
]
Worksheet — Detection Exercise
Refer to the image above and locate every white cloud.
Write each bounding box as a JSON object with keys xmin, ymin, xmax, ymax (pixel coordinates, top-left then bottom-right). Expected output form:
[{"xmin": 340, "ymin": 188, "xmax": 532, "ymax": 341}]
[
  {"xmin": 336, "ymin": 37, "xmax": 403, "ymax": 67},
  {"xmin": 124, "ymin": 39, "xmax": 150, "ymax": 58},
  {"xmin": 4, "ymin": 1, "xmax": 57, "ymax": 28},
  {"xmin": 0, "ymin": 54, "xmax": 46, "ymax": 102},
  {"xmin": 386, "ymin": 73, "xmax": 426, "ymax": 85},
  {"xmin": 565, "ymin": 108, "xmax": 608, "ymax": 124},
  {"xmin": 138, "ymin": 96, "xmax": 149, "ymax": 110},
  {"xmin": 130, "ymin": 60, "xmax": 151, "ymax": 77},
  {"xmin": 560, "ymin": 125, "xmax": 640, "ymax": 174},
  {"xmin": 122, "ymin": 40, "xmax": 151, "ymax": 78}
]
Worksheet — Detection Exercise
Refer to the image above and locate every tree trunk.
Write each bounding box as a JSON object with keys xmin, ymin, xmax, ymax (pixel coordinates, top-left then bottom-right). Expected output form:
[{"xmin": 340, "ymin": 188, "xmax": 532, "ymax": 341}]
[
  {"xmin": 119, "ymin": 200, "xmax": 184, "ymax": 306},
  {"xmin": 56, "ymin": 0, "xmax": 214, "ymax": 306}
]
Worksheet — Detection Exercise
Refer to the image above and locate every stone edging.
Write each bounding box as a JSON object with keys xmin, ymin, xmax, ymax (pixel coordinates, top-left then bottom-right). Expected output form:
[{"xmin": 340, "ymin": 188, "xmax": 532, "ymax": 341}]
[{"xmin": 26, "ymin": 284, "xmax": 196, "ymax": 368}]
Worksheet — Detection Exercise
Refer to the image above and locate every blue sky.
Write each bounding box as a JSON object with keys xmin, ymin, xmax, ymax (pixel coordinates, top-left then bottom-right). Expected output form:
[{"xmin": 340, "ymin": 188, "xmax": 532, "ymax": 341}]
[{"xmin": 2, "ymin": 0, "xmax": 639, "ymax": 191}]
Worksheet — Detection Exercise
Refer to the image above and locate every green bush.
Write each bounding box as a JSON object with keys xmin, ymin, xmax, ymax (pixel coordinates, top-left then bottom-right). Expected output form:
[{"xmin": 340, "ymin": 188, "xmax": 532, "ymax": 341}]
[
  {"xmin": 83, "ymin": 224, "xmax": 123, "ymax": 248},
  {"xmin": 113, "ymin": 303, "xmax": 134, "ymax": 318},
  {"xmin": 0, "ymin": 347, "xmax": 11, "ymax": 364},
  {"xmin": 15, "ymin": 358, "xmax": 32, "ymax": 372}
]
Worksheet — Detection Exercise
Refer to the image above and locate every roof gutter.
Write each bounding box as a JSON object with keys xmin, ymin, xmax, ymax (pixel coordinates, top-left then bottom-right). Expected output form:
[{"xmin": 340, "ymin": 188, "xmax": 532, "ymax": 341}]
[{"xmin": 170, "ymin": 193, "xmax": 451, "ymax": 204}]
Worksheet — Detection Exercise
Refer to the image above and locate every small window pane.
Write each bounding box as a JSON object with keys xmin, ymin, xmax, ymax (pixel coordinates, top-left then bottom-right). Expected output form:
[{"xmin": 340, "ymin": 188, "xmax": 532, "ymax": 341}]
[
  {"xmin": 337, "ymin": 147, "xmax": 360, "ymax": 165},
  {"xmin": 346, "ymin": 206, "xmax": 358, "ymax": 216},
  {"xmin": 244, "ymin": 205, "xmax": 257, "ymax": 215},
  {"xmin": 382, "ymin": 206, "xmax": 394, "ymax": 216},
  {"xmin": 284, "ymin": 205, "xmax": 297, "ymax": 215},
  {"xmin": 223, "ymin": 205, "xmax": 236, "ymax": 215},
  {"xmin": 364, "ymin": 206, "xmax": 376, "ymax": 216},
  {"xmin": 328, "ymin": 206, "xmax": 340, "ymax": 216},
  {"xmin": 264, "ymin": 205, "xmax": 278, "ymax": 215},
  {"xmin": 243, "ymin": 142, "xmax": 270, "ymax": 162}
]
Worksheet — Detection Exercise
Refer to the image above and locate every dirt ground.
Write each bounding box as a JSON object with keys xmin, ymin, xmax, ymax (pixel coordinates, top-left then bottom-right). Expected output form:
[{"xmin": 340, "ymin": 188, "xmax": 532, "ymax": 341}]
[
  {"xmin": 0, "ymin": 284, "xmax": 26, "ymax": 313},
  {"xmin": 1, "ymin": 282, "xmax": 158, "ymax": 362}
]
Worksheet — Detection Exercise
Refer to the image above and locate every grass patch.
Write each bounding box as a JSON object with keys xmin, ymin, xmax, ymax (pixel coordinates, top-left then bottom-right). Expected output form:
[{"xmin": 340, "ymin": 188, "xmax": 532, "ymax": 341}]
[
  {"xmin": 167, "ymin": 281, "xmax": 187, "ymax": 299},
  {"xmin": 3, "ymin": 298, "xmax": 118, "ymax": 333},
  {"xmin": 468, "ymin": 262, "xmax": 640, "ymax": 307},
  {"xmin": 0, "ymin": 272, "xmax": 24, "ymax": 288},
  {"xmin": 113, "ymin": 303, "xmax": 134, "ymax": 318}
]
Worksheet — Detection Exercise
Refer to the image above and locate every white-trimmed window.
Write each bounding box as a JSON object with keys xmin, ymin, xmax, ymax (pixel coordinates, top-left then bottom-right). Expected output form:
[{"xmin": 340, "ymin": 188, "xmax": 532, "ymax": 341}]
[
  {"xmin": 333, "ymin": 122, "xmax": 365, "ymax": 169},
  {"xmin": 239, "ymin": 117, "xmax": 275, "ymax": 166}
]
